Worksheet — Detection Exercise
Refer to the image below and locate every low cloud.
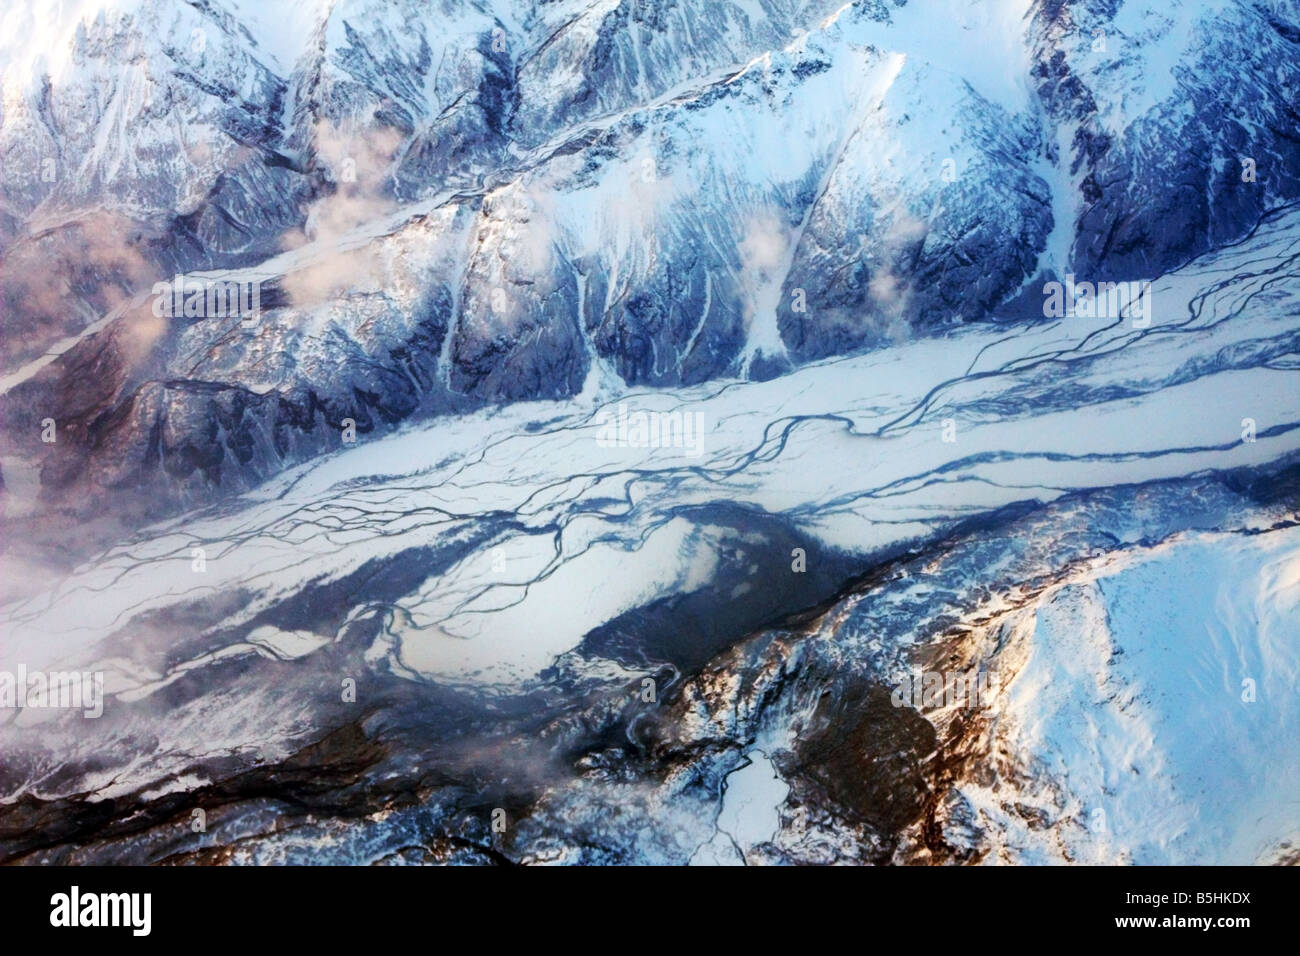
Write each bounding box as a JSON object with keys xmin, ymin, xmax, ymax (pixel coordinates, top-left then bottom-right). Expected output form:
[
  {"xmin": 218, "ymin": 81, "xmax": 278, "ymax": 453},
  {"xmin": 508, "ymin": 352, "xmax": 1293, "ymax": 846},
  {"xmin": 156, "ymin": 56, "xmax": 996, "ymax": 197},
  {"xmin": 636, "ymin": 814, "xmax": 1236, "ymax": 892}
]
[
  {"xmin": 0, "ymin": 211, "xmax": 153, "ymax": 313},
  {"xmin": 0, "ymin": 211, "xmax": 156, "ymax": 365},
  {"xmin": 278, "ymin": 116, "xmax": 403, "ymax": 309},
  {"xmin": 866, "ymin": 210, "xmax": 927, "ymax": 342},
  {"xmin": 739, "ymin": 211, "xmax": 791, "ymax": 280}
]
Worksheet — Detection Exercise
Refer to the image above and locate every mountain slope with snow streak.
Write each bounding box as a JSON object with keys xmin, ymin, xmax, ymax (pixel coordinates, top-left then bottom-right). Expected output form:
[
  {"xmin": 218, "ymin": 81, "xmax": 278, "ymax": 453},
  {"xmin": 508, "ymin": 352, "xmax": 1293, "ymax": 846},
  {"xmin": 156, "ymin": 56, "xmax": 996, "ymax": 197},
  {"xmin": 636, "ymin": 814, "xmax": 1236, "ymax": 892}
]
[{"xmin": 3, "ymin": 0, "xmax": 1299, "ymax": 528}]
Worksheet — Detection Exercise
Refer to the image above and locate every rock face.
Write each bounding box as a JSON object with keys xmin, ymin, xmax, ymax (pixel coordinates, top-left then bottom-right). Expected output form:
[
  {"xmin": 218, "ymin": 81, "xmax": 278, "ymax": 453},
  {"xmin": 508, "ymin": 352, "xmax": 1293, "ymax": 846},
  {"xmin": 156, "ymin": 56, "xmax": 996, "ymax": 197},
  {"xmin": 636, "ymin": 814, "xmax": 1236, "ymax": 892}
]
[{"xmin": 2, "ymin": 0, "xmax": 1298, "ymax": 522}]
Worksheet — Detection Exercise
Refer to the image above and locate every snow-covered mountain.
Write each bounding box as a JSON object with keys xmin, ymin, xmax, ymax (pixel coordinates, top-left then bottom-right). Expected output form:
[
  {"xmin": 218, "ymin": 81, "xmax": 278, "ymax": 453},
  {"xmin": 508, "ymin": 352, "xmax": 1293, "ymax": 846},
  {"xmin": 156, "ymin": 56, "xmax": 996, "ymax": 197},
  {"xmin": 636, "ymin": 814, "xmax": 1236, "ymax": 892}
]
[
  {"xmin": 1, "ymin": 0, "xmax": 1298, "ymax": 866},
  {"xmin": 2, "ymin": 0, "xmax": 1298, "ymax": 521}
]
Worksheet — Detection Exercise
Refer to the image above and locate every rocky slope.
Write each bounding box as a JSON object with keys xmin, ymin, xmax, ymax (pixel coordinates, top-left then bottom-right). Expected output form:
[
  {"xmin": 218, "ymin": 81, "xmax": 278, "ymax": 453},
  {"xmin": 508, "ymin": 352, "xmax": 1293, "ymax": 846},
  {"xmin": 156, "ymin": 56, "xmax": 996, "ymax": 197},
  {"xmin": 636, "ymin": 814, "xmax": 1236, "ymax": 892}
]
[{"xmin": 2, "ymin": 0, "xmax": 1298, "ymax": 532}]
